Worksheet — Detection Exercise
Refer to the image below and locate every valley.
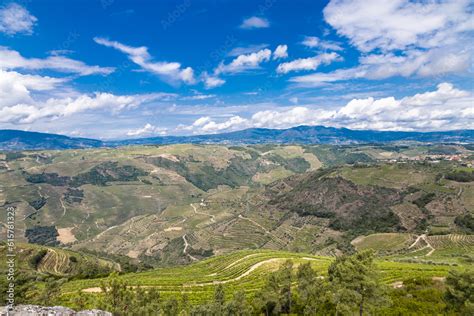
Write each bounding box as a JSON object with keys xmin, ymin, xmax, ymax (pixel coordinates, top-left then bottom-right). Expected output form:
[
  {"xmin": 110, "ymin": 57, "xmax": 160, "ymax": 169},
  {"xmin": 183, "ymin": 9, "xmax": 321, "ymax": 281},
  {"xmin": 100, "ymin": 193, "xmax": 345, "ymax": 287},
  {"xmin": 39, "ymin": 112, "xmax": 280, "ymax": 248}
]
[
  {"xmin": 0, "ymin": 143, "xmax": 473, "ymax": 313},
  {"xmin": 1, "ymin": 143, "xmax": 472, "ymax": 263}
]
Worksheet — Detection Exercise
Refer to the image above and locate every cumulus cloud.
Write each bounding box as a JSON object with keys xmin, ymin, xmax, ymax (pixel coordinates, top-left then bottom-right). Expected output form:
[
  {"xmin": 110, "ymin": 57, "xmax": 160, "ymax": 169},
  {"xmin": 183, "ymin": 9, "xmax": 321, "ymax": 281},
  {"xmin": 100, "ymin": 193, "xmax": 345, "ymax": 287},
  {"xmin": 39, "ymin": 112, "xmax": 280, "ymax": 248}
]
[
  {"xmin": 301, "ymin": 36, "xmax": 343, "ymax": 51},
  {"xmin": 185, "ymin": 83, "xmax": 473, "ymax": 133},
  {"xmin": 215, "ymin": 48, "xmax": 272, "ymax": 74},
  {"xmin": 290, "ymin": 47, "xmax": 471, "ymax": 85},
  {"xmin": 201, "ymin": 72, "xmax": 225, "ymax": 89},
  {"xmin": 127, "ymin": 123, "xmax": 167, "ymax": 137},
  {"xmin": 189, "ymin": 116, "xmax": 248, "ymax": 133},
  {"xmin": 0, "ymin": 69, "xmax": 172, "ymax": 124},
  {"xmin": 291, "ymin": 0, "xmax": 473, "ymax": 85},
  {"xmin": 273, "ymin": 45, "xmax": 288, "ymax": 60},
  {"xmin": 0, "ymin": 70, "xmax": 66, "ymax": 107},
  {"xmin": 0, "ymin": 3, "xmax": 37, "ymax": 35},
  {"xmin": 94, "ymin": 37, "xmax": 195, "ymax": 85},
  {"xmin": 324, "ymin": 0, "xmax": 473, "ymax": 52},
  {"xmin": 0, "ymin": 47, "xmax": 114, "ymax": 76},
  {"xmin": 0, "ymin": 92, "xmax": 167, "ymax": 124},
  {"xmin": 239, "ymin": 16, "xmax": 270, "ymax": 29},
  {"xmin": 277, "ymin": 52, "xmax": 341, "ymax": 74}
]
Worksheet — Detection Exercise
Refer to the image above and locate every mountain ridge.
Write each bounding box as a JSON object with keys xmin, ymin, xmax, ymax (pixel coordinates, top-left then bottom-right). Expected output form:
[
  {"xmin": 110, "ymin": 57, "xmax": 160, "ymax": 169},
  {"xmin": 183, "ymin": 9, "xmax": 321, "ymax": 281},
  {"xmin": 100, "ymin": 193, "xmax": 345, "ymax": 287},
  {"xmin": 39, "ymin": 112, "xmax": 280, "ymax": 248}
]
[{"xmin": 1, "ymin": 126, "xmax": 473, "ymax": 150}]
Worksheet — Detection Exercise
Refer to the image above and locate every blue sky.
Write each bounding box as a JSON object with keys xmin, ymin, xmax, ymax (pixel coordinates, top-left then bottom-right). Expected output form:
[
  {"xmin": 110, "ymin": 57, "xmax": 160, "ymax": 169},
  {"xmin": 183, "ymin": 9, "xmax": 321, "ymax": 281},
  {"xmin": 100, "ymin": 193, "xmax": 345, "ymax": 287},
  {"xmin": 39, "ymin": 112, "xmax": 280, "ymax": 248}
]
[{"xmin": 0, "ymin": 0, "xmax": 472, "ymax": 139}]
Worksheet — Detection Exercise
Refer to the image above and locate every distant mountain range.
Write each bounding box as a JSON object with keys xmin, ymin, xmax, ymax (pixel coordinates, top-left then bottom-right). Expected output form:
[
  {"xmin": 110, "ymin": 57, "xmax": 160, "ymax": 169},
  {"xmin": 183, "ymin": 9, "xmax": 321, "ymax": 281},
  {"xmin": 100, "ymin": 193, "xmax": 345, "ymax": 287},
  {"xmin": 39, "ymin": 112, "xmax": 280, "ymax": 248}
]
[{"xmin": 1, "ymin": 127, "xmax": 473, "ymax": 150}]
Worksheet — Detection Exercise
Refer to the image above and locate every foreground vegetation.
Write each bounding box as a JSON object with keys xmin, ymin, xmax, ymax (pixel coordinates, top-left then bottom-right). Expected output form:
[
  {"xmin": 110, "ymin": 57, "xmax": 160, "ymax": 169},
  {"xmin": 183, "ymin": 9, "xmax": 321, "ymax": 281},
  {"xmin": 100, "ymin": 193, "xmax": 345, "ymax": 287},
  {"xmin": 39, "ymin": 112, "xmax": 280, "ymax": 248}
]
[
  {"xmin": 2, "ymin": 248, "xmax": 472, "ymax": 315},
  {"xmin": 3, "ymin": 250, "xmax": 471, "ymax": 315}
]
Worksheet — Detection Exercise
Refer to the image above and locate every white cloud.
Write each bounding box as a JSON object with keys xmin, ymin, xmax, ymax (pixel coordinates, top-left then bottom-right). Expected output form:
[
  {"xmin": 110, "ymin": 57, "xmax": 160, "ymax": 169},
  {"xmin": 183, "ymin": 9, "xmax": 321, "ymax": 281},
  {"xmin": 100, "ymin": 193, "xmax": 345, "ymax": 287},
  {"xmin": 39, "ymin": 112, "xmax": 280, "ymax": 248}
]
[
  {"xmin": 201, "ymin": 72, "xmax": 225, "ymax": 89},
  {"xmin": 0, "ymin": 47, "xmax": 114, "ymax": 75},
  {"xmin": 273, "ymin": 45, "xmax": 288, "ymax": 60},
  {"xmin": 277, "ymin": 52, "xmax": 341, "ymax": 74},
  {"xmin": 127, "ymin": 123, "xmax": 167, "ymax": 137},
  {"xmin": 323, "ymin": 0, "xmax": 473, "ymax": 52},
  {"xmin": 239, "ymin": 16, "xmax": 270, "ymax": 29},
  {"xmin": 215, "ymin": 48, "xmax": 272, "ymax": 74},
  {"xmin": 228, "ymin": 44, "xmax": 269, "ymax": 57},
  {"xmin": 0, "ymin": 69, "xmax": 172, "ymax": 124},
  {"xmin": 290, "ymin": 97, "xmax": 298, "ymax": 104},
  {"xmin": 193, "ymin": 116, "xmax": 212, "ymax": 127},
  {"xmin": 185, "ymin": 83, "xmax": 473, "ymax": 133},
  {"xmin": 0, "ymin": 92, "xmax": 167, "ymax": 124},
  {"xmin": 181, "ymin": 94, "xmax": 216, "ymax": 100},
  {"xmin": 301, "ymin": 36, "xmax": 343, "ymax": 51},
  {"xmin": 290, "ymin": 47, "xmax": 471, "ymax": 85},
  {"xmin": 297, "ymin": 0, "xmax": 473, "ymax": 85},
  {"xmin": 0, "ymin": 3, "xmax": 37, "ymax": 35},
  {"xmin": 0, "ymin": 69, "xmax": 66, "ymax": 107},
  {"xmin": 191, "ymin": 116, "xmax": 248, "ymax": 133},
  {"xmin": 94, "ymin": 37, "xmax": 195, "ymax": 85}
]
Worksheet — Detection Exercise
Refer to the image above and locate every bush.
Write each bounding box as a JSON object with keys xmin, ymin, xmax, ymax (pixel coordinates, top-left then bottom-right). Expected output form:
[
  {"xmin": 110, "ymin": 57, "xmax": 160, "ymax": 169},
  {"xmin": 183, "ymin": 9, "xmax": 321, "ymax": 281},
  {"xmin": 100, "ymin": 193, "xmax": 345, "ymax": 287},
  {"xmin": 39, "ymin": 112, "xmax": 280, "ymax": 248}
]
[
  {"xmin": 454, "ymin": 214, "xmax": 474, "ymax": 233},
  {"xmin": 445, "ymin": 170, "xmax": 474, "ymax": 182},
  {"xmin": 29, "ymin": 249, "xmax": 48, "ymax": 269}
]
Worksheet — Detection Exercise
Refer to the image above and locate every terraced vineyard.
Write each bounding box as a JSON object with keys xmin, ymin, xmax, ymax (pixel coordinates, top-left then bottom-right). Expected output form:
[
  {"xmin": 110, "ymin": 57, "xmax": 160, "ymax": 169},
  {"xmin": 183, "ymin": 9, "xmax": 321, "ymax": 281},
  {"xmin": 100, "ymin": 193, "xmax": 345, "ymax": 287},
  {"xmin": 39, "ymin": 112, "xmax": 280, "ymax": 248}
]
[
  {"xmin": 1, "ymin": 144, "xmax": 472, "ymax": 265},
  {"xmin": 352, "ymin": 233, "xmax": 415, "ymax": 253},
  {"xmin": 352, "ymin": 233, "xmax": 474, "ymax": 264},
  {"xmin": 0, "ymin": 242, "xmax": 119, "ymax": 277},
  {"xmin": 59, "ymin": 249, "xmax": 460, "ymax": 305}
]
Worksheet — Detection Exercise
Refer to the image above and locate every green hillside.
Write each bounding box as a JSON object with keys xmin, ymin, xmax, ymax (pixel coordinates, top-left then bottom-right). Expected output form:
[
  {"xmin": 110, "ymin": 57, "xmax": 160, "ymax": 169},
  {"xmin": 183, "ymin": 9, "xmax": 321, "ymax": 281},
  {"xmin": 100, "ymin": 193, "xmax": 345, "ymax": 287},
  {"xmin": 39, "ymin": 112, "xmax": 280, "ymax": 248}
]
[
  {"xmin": 1, "ymin": 143, "xmax": 473, "ymax": 265},
  {"xmin": 0, "ymin": 242, "xmax": 119, "ymax": 277}
]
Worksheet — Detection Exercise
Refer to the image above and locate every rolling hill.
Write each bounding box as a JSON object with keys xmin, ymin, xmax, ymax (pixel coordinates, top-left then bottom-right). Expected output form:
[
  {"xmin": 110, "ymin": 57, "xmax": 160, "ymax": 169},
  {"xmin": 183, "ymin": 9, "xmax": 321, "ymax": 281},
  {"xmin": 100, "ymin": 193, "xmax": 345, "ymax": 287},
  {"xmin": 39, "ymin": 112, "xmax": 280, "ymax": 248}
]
[
  {"xmin": 1, "ymin": 143, "xmax": 472, "ymax": 265},
  {"xmin": 1, "ymin": 143, "xmax": 472, "ymax": 314}
]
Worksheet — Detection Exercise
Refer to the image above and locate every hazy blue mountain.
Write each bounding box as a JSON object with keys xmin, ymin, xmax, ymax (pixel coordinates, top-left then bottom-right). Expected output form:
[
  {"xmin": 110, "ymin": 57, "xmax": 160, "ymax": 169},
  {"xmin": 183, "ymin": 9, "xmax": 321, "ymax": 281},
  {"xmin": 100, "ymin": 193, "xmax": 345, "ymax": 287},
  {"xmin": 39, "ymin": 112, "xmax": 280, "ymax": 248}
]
[
  {"xmin": 1, "ymin": 127, "xmax": 472, "ymax": 150},
  {"xmin": 111, "ymin": 126, "xmax": 473, "ymax": 146},
  {"xmin": 0, "ymin": 130, "xmax": 103, "ymax": 151}
]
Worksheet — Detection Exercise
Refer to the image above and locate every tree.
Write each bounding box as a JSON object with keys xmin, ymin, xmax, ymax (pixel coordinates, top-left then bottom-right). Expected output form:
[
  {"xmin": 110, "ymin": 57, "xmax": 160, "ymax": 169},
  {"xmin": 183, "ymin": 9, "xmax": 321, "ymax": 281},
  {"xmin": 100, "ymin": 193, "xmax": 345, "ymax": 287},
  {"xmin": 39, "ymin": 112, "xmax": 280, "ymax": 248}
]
[
  {"xmin": 38, "ymin": 278, "xmax": 64, "ymax": 306},
  {"xmin": 445, "ymin": 269, "xmax": 474, "ymax": 315},
  {"xmin": 278, "ymin": 260, "xmax": 293, "ymax": 314},
  {"xmin": 180, "ymin": 293, "xmax": 190, "ymax": 315},
  {"xmin": 210, "ymin": 284, "xmax": 225, "ymax": 314},
  {"xmin": 162, "ymin": 298, "xmax": 179, "ymax": 316},
  {"xmin": 133, "ymin": 286, "xmax": 161, "ymax": 314},
  {"xmin": 72, "ymin": 290, "xmax": 89, "ymax": 311},
  {"xmin": 225, "ymin": 290, "xmax": 252, "ymax": 315},
  {"xmin": 254, "ymin": 271, "xmax": 282, "ymax": 315},
  {"xmin": 296, "ymin": 262, "xmax": 333, "ymax": 315},
  {"xmin": 328, "ymin": 250, "xmax": 387, "ymax": 315},
  {"xmin": 99, "ymin": 272, "xmax": 134, "ymax": 315}
]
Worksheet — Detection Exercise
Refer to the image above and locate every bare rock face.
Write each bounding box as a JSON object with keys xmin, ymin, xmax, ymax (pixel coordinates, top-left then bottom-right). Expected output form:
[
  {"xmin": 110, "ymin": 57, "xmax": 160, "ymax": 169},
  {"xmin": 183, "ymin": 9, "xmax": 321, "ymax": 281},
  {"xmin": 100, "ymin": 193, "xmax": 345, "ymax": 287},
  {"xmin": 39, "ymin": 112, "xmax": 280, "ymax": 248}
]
[{"xmin": 0, "ymin": 305, "xmax": 112, "ymax": 316}]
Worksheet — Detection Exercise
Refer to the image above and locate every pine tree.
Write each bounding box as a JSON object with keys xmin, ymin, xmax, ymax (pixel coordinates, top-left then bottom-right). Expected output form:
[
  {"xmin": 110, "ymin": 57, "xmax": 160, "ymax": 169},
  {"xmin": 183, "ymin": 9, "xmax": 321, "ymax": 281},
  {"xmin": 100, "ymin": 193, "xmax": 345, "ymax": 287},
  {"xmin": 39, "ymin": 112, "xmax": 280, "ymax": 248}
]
[
  {"xmin": 278, "ymin": 260, "xmax": 293, "ymax": 314},
  {"xmin": 296, "ymin": 262, "xmax": 332, "ymax": 315},
  {"xmin": 225, "ymin": 290, "xmax": 252, "ymax": 315},
  {"xmin": 445, "ymin": 269, "xmax": 474, "ymax": 315},
  {"xmin": 328, "ymin": 250, "xmax": 387, "ymax": 315}
]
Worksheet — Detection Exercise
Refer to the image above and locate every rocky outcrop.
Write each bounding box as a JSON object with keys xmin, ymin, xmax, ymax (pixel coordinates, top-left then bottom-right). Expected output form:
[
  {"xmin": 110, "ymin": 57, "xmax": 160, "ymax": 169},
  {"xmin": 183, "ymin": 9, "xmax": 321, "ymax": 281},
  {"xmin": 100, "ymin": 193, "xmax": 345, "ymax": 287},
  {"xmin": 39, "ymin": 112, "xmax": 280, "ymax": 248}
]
[{"xmin": 0, "ymin": 305, "xmax": 111, "ymax": 316}]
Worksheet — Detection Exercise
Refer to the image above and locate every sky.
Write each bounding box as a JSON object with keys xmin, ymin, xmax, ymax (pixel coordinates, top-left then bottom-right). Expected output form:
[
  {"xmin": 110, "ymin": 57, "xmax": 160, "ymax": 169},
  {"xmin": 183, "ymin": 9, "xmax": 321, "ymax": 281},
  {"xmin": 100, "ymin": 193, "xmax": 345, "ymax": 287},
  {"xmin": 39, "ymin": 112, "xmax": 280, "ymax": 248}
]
[{"xmin": 0, "ymin": 0, "xmax": 472, "ymax": 139}]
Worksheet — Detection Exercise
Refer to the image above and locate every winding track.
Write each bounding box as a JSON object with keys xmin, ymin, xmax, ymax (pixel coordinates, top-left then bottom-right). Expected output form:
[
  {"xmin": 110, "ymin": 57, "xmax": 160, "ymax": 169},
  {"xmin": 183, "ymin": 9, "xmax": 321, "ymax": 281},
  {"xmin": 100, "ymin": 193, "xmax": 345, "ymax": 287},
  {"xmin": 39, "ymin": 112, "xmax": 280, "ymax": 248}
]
[
  {"xmin": 81, "ymin": 256, "xmax": 317, "ymax": 293},
  {"xmin": 60, "ymin": 198, "xmax": 67, "ymax": 217},
  {"xmin": 182, "ymin": 234, "xmax": 198, "ymax": 261},
  {"xmin": 190, "ymin": 203, "xmax": 215, "ymax": 223},
  {"xmin": 409, "ymin": 234, "xmax": 435, "ymax": 256}
]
